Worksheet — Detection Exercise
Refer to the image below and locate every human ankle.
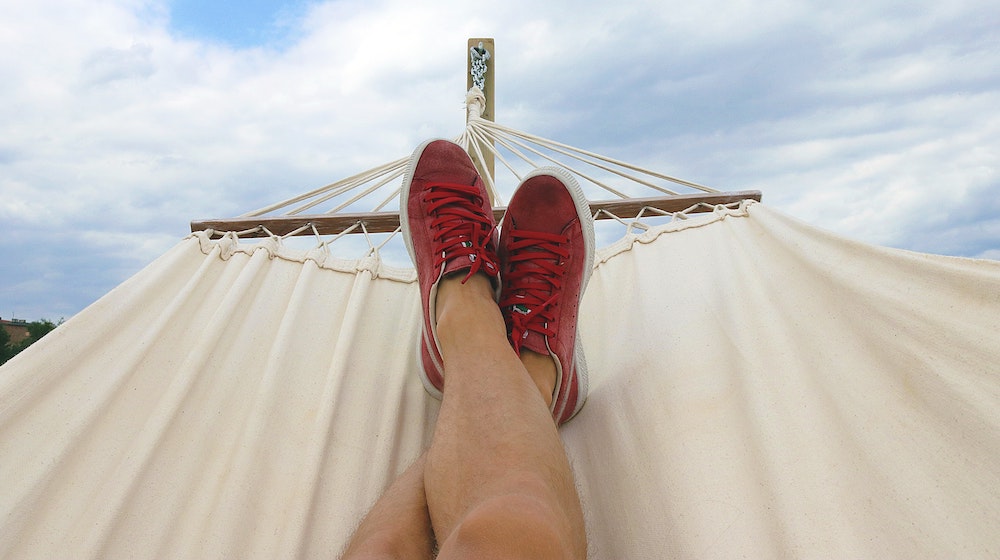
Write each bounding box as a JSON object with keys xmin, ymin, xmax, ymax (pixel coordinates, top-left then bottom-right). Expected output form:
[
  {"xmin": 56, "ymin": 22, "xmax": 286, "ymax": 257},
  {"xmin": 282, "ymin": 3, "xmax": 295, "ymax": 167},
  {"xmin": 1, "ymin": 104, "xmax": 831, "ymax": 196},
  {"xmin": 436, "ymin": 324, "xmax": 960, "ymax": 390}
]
[
  {"xmin": 434, "ymin": 272, "xmax": 505, "ymax": 348},
  {"xmin": 435, "ymin": 272, "xmax": 494, "ymax": 320},
  {"xmin": 519, "ymin": 350, "xmax": 557, "ymax": 408}
]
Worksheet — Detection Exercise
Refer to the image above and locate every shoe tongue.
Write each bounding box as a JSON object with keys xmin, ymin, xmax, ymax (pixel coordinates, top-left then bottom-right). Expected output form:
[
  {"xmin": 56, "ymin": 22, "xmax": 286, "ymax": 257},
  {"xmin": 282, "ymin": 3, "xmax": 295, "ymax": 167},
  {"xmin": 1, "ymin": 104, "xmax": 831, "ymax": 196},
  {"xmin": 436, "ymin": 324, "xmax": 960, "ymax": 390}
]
[
  {"xmin": 518, "ymin": 330, "xmax": 548, "ymax": 355},
  {"xmin": 441, "ymin": 247, "xmax": 498, "ymax": 277},
  {"xmin": 506, "ymin": 295, "xmax": 550, "ymax": 355}
]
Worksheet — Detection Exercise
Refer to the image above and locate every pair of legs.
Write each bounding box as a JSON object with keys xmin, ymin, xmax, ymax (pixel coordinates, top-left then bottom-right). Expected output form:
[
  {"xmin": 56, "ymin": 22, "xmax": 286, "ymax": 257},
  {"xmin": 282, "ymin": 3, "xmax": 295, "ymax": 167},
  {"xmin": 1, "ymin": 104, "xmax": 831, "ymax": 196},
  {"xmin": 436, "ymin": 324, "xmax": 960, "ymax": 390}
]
[{"xmin": 339, "ymin": 272, "xmax": 586, "ymax": 559}]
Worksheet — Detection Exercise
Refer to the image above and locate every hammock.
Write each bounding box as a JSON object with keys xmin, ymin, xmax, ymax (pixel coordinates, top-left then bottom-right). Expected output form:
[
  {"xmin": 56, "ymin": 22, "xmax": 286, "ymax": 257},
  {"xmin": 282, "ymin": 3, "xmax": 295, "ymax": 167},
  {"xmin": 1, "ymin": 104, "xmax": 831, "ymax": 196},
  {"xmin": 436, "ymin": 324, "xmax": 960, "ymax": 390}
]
[
  {"xmin": 190, "ymin": 88, "xmax": 760, "ymax": 241},
  {"xmin": 2, "ymin": 87, "xmax": 999, "ymax": 558}
]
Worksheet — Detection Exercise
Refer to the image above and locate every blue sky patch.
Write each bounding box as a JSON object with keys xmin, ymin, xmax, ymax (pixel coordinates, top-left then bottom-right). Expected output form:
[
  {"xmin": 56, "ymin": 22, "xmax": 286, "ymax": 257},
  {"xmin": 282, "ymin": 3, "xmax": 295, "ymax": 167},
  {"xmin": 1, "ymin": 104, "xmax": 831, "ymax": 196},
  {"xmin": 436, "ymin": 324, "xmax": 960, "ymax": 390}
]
[{"xmin": 168, "ymin": 0, "xmax": 309, "ymax": 48}]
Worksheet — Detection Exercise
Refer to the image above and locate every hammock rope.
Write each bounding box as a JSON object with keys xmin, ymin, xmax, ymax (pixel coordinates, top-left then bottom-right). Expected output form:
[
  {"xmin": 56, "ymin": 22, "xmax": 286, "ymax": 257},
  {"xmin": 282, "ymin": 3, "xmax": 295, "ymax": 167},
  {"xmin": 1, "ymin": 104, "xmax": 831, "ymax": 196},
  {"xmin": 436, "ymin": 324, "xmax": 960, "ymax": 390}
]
[
  {"xmin": 235, "ymin": 93, "xmax": 727, "ymax": 221},
  {"xmin": 192, "ymin": 88, "xmax": 759, "ymax": 245}
]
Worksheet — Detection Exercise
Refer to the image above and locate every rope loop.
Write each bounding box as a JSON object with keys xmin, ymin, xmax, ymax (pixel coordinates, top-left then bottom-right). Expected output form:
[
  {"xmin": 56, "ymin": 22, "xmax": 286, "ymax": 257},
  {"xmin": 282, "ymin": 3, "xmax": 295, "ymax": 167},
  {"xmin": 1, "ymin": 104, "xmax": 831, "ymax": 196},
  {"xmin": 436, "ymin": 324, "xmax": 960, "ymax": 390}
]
[{"xmin": 470, "ymin": 41, "xmax": 490, "ymax": 90}]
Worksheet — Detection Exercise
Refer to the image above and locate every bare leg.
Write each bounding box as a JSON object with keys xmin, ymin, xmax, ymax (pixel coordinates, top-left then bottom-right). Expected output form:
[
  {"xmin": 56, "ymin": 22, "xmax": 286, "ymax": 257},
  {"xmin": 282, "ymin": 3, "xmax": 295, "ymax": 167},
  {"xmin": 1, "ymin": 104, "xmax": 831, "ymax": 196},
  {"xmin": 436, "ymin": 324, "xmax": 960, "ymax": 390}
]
[
  {"xmin": 339, "ymin": 454, "xmax": 435, "ymax": 560},
  {"xmin": 426, "ymin": 273, "xmax": 587, "ymax": 559}
]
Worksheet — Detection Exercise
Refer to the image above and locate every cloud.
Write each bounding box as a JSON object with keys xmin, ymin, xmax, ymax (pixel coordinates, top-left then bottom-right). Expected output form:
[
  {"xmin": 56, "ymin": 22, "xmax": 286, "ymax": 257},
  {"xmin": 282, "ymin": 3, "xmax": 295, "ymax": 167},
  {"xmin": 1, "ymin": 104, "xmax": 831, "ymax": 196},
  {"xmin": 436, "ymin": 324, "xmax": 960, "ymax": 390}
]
[
  {"xmin": 1, "ymin": 0, "xmax": 998, "ymax": 320},
  {"xmin": 82, "ymin": 44, "xmax": 156, "ymax": 86}
]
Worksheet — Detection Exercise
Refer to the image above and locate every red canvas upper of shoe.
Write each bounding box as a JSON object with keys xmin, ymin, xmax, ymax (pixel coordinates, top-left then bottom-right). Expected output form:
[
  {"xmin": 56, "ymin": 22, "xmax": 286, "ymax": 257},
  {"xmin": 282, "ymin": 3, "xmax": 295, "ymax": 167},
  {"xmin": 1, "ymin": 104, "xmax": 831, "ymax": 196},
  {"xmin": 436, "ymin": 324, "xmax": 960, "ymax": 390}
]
[
  {"xmin": 500, "ymin": 229, "xmax": 567, "ymax": 353},
  {"xmin": 499, "ymin": 175, "xmax": 586, "ymax": 367},
  {"xmin": 404, "ymin": 140, "xmax": 499, "ymax": 395},
  {"xmin": 406, "ymin": 142, "xmax": 498, "ymax": 283},
  {"xmin": 423, "ymin": 181, "xmax": 498, "ymax": 281}
]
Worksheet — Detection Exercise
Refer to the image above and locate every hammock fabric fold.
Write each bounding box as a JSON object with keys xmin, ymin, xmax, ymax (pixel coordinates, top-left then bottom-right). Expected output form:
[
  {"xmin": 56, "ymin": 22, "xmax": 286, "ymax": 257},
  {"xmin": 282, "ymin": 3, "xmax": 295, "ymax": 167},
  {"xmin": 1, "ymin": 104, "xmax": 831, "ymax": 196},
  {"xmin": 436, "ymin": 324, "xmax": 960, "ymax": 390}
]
[{"xmin": 2, "ymin": 202, "xmax": 998, "ymax": 558}]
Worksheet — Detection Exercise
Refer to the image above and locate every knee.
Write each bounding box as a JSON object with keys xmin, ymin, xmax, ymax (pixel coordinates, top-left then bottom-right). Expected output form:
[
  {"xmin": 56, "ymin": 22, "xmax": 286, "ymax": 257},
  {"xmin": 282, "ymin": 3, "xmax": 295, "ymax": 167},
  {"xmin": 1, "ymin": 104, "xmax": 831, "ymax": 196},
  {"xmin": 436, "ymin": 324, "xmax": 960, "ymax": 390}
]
[
  {"xmin": 339, "ymin": 528, "xmax": 433, "ymax": 560},
  {"xmin": 439, "ymin": 494, "xmax": 583, "ymax": 560},
  {"xmin": 338, "ymin": 533, "xmax": 399, "ymax": 560},
  {"xmin": 340, "ymin": 539, "xmax": 403, "ymax": 560}
]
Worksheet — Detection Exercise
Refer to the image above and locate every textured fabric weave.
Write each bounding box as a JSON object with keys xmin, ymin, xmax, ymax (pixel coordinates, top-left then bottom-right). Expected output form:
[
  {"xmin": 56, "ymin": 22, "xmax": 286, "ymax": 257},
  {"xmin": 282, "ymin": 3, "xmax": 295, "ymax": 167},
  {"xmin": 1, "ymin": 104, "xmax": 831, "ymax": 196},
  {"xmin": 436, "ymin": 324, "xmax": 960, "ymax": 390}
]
[{"xmin": 2, "ymin": 203, "xmax": 998, "ymax": 558}]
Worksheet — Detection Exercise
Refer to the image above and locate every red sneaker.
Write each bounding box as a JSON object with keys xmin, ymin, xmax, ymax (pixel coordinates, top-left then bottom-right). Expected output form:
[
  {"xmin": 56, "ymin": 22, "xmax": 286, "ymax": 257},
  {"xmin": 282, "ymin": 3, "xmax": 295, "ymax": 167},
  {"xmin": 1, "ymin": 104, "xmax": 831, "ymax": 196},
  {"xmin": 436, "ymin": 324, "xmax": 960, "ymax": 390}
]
[
  {"xmin": 401, "ymin": 139, "xmax": 500, "ymax": 399},
  {"xmin": 498, "ymin": 168, "xmax": 594, "ymax": 425}
]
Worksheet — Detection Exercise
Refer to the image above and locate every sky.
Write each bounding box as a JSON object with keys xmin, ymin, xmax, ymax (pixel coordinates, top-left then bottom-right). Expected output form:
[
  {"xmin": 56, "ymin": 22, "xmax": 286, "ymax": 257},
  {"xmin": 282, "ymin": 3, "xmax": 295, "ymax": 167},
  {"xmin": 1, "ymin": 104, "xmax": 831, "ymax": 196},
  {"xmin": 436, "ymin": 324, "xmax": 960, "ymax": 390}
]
[{"xmin": 1, "ymin": 0, "xmax": 998, "ymax": 321}]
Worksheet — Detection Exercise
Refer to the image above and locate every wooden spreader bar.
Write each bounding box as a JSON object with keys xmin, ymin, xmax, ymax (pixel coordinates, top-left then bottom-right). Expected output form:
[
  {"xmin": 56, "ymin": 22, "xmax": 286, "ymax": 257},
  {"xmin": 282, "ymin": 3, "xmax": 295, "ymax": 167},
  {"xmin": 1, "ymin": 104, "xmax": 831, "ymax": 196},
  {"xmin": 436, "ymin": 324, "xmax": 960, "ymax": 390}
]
[{"xmin": 191, "ymin": 190, "xmax": 761, "ymax": 238}]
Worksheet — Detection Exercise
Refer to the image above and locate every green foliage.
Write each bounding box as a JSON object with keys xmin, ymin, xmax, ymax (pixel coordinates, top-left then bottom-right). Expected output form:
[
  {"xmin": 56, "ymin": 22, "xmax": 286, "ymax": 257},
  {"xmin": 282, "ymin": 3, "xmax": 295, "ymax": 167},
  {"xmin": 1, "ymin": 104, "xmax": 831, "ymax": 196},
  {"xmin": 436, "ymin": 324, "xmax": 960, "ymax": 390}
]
[
  {"xmin": 24, "ymin": 319, "xmax": 58, "ymax": 344},
  {"xmin": 0, "ymin": 326, "xmax": 13, "ymax": 364},
  {"xmin": 1, "ymin": 318, "xmax": 62, "ymax": 366}
]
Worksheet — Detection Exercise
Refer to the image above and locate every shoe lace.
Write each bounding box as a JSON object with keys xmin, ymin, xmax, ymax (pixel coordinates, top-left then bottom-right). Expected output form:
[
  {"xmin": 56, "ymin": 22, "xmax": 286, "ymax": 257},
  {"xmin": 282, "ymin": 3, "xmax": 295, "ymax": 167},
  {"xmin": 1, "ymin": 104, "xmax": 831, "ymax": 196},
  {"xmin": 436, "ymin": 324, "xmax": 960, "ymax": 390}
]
[
  {"xmin": 425, "ymin": 182, "xmax": 498, "ymax": 283},
  {"xmin": 499, "ymin": 230, "xmax": 569, "ymax": 354}
]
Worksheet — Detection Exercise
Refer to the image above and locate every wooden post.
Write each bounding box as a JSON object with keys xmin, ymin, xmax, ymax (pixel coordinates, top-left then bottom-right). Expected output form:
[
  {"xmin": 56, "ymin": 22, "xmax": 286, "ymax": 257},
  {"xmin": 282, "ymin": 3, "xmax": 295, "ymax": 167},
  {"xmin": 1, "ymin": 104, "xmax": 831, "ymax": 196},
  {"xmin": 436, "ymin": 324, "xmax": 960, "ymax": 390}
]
[{"xmin": 467, "ymin": 38, "xmax": 495, "ymax": 184}]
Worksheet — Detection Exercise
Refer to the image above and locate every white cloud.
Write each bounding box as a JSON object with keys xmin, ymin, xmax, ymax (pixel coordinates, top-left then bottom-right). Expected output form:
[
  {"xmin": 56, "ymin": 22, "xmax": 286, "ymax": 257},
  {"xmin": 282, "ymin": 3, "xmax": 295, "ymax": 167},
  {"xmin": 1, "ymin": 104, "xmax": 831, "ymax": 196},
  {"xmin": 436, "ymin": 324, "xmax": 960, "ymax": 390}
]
[
  {"xmin": 1, "ymin": 0, "xmax": 998, "ymax": 320},
  {"xmin": 82, "ymin": 44, "xmax": 157, "ymax": 86}
]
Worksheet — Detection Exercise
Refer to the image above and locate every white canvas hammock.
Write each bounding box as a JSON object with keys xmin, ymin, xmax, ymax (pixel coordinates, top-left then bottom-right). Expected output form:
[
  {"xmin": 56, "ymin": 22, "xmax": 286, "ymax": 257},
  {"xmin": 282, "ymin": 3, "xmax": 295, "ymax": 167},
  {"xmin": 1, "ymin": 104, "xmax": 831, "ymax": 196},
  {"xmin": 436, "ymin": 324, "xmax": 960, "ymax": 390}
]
[
  {"xmin": 2, "ymin": 200, "xmax": 999, "ymax": 558},
  {"xmin": 2, "ymin": 71, "xmax": 999, "ymax": 557}
]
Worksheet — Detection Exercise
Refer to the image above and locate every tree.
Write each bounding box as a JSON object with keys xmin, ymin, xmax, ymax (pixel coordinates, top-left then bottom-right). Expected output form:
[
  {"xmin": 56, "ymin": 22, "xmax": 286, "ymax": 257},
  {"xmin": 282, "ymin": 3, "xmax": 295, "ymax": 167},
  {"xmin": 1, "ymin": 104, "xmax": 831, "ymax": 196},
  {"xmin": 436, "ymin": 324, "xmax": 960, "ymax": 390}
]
[
  {"xmin": 1, "ymin": 318, "xmax": 61, "ymax": 366},
  {"xmin": 0, "ymin": 325, "xmax": 13, "ymax": 365},
  {"xmin": 21, "ymin": 319, "xmax": 58, "ymax": 348}
]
